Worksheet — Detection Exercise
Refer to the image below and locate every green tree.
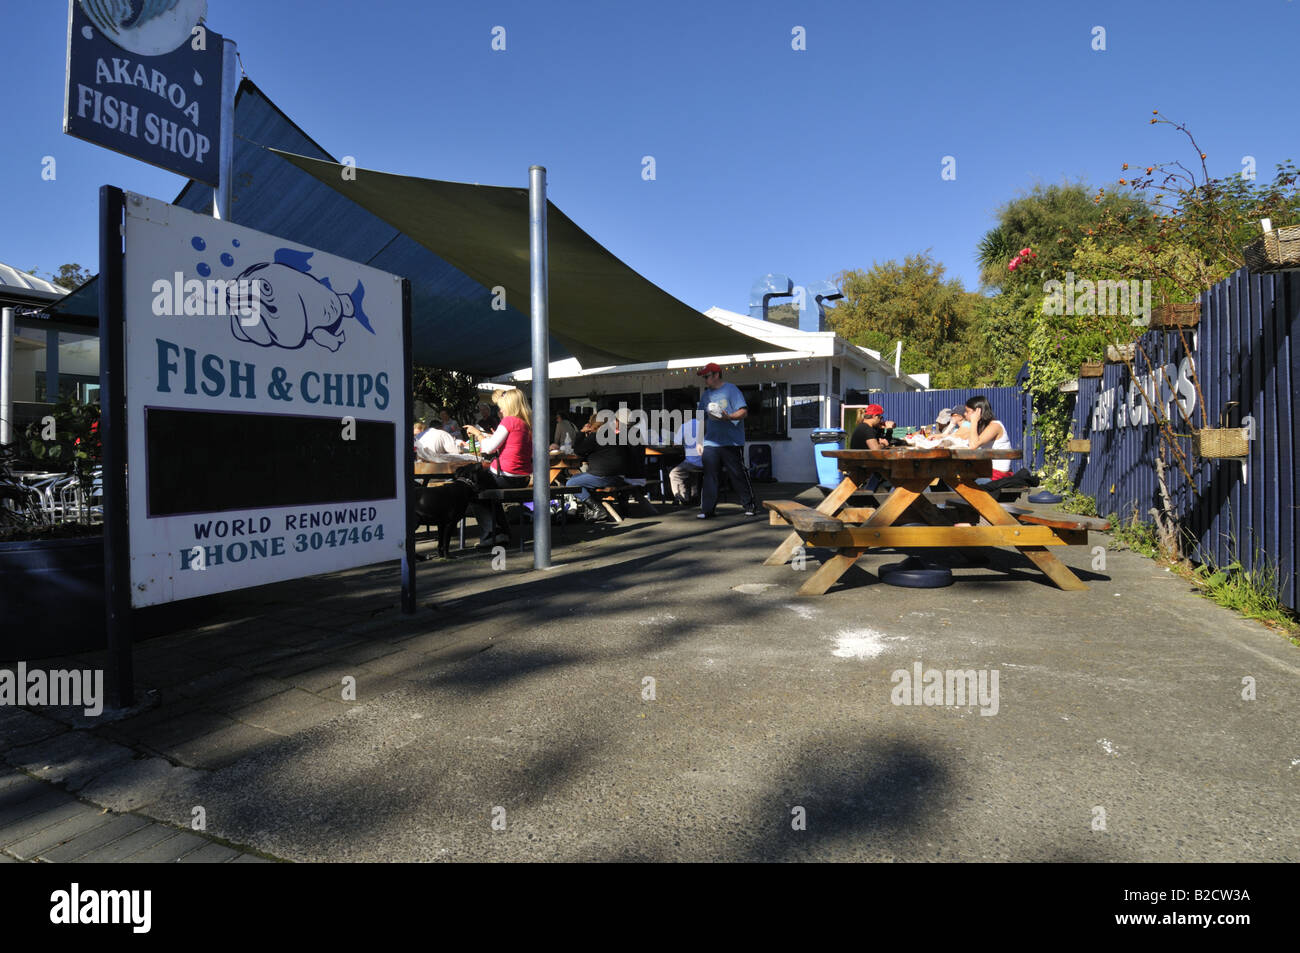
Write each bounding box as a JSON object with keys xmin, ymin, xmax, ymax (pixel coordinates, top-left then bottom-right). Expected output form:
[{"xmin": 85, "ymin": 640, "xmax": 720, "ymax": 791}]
[
  {"xmin": 52, "ymin": 264, "xmax": 91, "ymax": 291},
  {"xmin": 412, "ymin": 366, "xmax": 481, "ymax": 425},
  {"xmin": 829, "ymin": 252, "xmax": 979, "ymax": 375},
  {"xmin": 976, "ymin": 183, "xmax": 1148, "ymax": 290}
]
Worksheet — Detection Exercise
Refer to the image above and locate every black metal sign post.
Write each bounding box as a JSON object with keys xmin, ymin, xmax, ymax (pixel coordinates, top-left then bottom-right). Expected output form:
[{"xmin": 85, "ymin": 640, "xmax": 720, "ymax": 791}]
[
  {"xmin": 99, "ymin": 186, "xmax": 133, "ymax": 710},
  {"xmin": 400, "ymin": 278, "xmax": 415, "ymax": 614}
]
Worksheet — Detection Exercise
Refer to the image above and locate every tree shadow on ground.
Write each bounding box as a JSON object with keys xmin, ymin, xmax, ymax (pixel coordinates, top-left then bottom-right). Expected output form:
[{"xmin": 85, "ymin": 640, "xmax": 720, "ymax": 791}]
[{"xmin": 737, "ymin": 736, "xmax": 952, "ymax": 861}]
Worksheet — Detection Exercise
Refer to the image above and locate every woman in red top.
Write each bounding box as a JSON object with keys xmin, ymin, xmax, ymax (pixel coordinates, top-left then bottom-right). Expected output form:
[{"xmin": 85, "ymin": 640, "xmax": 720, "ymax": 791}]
[{"xmin": 464, "ymin": 389, "xmax": 533, "ymax": 546}]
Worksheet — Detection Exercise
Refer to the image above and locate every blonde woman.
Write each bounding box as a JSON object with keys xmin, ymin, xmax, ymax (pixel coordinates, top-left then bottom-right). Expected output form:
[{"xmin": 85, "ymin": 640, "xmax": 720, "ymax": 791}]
[{"xmin": 464, "ymin": 389, "xmax": 534, "ymax": 545}]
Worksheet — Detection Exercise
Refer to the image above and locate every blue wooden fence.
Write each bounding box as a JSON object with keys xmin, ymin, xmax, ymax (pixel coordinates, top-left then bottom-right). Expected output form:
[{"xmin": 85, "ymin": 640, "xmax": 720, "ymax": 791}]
[
  {"xmin": 864, "ymin": 386, "xmax": 1030, "ymax": 455},
  {"xmin": 1070, "ymin": 267, "xmax": 1300, "ymax": 609}
]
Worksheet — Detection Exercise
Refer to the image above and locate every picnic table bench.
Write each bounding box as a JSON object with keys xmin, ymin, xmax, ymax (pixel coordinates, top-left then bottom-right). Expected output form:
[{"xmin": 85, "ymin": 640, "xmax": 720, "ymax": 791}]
[
  {"xmin": 480, "ymin": 484, "xmax": 655, "ymax": 521},
  {"xmin": 763, "ymin": 448, "xmax": 1109, "ymax": 595}
]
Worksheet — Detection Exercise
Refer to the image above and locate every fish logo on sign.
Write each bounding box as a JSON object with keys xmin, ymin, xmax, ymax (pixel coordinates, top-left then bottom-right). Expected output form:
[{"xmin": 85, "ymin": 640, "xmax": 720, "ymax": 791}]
[
  {"xmin": 80, "ymin": 0, "xmax": 207, "ymax": 56},
  {"xmin": 226, "ymin": 249, "xmax": 374, "ymax": 353}
]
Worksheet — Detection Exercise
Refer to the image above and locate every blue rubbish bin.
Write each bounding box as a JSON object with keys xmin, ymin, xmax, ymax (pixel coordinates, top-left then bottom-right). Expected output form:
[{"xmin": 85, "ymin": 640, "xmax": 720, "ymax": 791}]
[{"xmin": 810, "ymin": 429, "xmax": 845, "ymax": 488}]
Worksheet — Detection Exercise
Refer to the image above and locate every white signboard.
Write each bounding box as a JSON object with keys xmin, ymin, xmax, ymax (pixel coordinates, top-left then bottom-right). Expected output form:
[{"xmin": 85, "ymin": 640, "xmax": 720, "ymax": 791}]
[{"xmin": 123, "ymin": 193, "xmax": 406, "ymax": 607}]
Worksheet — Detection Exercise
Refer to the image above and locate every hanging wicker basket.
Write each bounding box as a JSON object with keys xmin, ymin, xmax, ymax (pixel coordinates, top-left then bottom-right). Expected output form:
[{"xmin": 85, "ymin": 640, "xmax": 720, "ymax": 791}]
[
  {"xmin": 1151, "ymin": 303, "xmax": 1200, "ymax": 329},
  {"xmin": 1194, "ymin": 428, "xmax": 1249, "ymax": 459},
  {"xmin": 1105, "ymin": 342, "xmax": 1136, "ymax": 363},
  {"xmin": 1079, "ymin": 361, "xmax": 1103, "ymax": 378},
  {"xmin": 1193, "ymin": 403, "xmax": 1249, "ymax": 459},
  {"xmin": 1243, "ymin": 224, "xmax": 1300, "ymax": 273}
]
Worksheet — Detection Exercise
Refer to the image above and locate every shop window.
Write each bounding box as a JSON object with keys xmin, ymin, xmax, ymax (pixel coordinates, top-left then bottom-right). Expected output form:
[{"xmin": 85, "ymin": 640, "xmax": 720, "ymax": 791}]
[
  {"xmin": 739, "ymin": 382, "xmax": 788, "ymax": 440},
  {"xmin": 35, "ymin": 372, "xmax": 100, "ymax": 404},
  {"xmin": 789, "ymin": 382, "xmax": 821, "ymax": 429}
]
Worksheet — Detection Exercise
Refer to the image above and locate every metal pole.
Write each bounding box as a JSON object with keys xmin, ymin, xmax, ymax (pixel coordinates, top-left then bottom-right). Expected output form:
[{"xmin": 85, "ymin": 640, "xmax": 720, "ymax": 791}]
[
  {"xmin": 45, "ymin": 328, "xmax": 60, "ymax": 402},
  {"xmin": 400, "ymin": 279, "xmax": 416, "ymax": 613},
  {"xmin": 0, "ymin": 307, "xmax": 12, "ymax": 445},
  {"xmin": 99, "ymin": 187, "xmax": 133, "ymax": 709},
  {"xmin": 529, "ymin": 165, "xmax": 551, "ymax": 569},
  {"xmin": 213, "ymin": 38, "xmax": 237, "ymax": 220}
]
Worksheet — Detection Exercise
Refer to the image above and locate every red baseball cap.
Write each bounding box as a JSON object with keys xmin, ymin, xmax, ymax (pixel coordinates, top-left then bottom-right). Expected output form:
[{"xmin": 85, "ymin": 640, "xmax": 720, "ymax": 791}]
[
  {"xmin": 864, "ymin": 404, "xmax": 885, "ymax": 416},
  {"xmin": 697, "ymin": 362, "xmax": 722, "ymax": 377}
]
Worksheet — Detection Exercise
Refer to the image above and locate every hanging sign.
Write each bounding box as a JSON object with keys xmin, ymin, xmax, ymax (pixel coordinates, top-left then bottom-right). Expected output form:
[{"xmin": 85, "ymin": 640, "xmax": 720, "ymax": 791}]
[
  {"xmin": 117, "ymin": 192, "xmax": 408, "ymax": 607},
  {"xmin": 64, "ymin": 0, "xmax": 223, "ymax": 185}
]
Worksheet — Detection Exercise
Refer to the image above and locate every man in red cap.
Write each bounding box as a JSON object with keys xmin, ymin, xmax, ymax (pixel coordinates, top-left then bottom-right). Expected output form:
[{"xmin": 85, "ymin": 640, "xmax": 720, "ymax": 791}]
[
  {"xmin": 695, "ymin": 363, "xmax": 757, "ymax": 518},
  {"xmin": 849, "ymin": 404, "xmax": 895, "ymax": 450}
]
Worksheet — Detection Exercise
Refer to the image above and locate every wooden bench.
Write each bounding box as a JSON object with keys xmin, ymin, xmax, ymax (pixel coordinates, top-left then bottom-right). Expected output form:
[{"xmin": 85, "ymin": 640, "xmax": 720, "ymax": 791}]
[
  {"xmin": 763, "ymin": 501, "xmax": 846, "ymax": 534},
  {"xmin": 1003, "ymin": 504, "xmax": 1111, "ymax": 532}
]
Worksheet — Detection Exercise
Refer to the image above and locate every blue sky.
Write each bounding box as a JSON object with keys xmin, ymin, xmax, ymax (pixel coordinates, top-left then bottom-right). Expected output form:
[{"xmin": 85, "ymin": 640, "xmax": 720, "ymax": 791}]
[{"xmin": 4, "ymin": 0, "xmax": 1297, "ymax": 314}]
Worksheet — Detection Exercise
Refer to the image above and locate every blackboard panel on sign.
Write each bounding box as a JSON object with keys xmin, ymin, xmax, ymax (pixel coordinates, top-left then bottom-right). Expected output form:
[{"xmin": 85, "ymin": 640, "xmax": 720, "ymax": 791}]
[{"xmin": 145, "ymin": 408, "xmax": 396, "ymax": 517}]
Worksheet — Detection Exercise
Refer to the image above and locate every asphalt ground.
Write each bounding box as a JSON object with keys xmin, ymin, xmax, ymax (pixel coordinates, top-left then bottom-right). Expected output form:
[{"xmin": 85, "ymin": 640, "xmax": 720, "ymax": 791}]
[{"xmin": 3, "ymin": 484, "xmax": 1296, "ymax": 862}]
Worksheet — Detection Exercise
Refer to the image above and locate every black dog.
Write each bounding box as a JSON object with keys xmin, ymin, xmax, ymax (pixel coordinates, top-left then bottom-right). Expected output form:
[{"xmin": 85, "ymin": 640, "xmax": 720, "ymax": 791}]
[{"xmin": 412, "ymin": 463, "xmax": 488, "ymax": 558}]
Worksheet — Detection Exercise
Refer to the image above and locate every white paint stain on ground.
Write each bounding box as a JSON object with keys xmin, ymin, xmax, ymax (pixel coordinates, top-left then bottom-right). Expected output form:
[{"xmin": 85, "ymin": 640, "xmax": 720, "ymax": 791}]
[
  {"xmin": 1291, "ymin": 759, "xmax": 1300, "ymax": 767},
  {"xmin": 638, "ymin": 613, "xmax": 678, "ymax": 626},
  {"xmin": 785, "ymin": 604, "xmax": 818, "ymax": 619},
  {"xmin": 1098, "ymin": 738, "xmax": 1121, "ymax": 757},
  {"xmin": 829, "ymin": 628, "xmax": 907, "ymax": 660},
  {"xmin": 733, "ymin": 583, "xmax": 778, "ymax": 594}
]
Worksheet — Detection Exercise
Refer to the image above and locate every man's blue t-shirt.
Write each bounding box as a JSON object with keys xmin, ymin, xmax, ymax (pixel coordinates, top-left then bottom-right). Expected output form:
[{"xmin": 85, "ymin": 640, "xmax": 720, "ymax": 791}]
[{"xmin": 699, "ymin": 382, "xmax": 747, "ymax": 447}]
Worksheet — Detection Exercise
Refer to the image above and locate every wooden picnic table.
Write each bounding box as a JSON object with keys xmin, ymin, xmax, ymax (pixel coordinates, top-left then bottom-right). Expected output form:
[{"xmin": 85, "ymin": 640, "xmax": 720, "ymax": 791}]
[
  {"xmin": 414, "ymin": 455, "xmax": 479, "ymax": 484},
  {"xmin": 644, "ymin": 445, "xmax": 685, "ymax": 500},
  {"xmin": 763, "ymin": 447, "xmax": 1109, "ymax": 595},
  {"xmin": 547, "ymin": 453, "xmax": 585, "ymax": 485}
]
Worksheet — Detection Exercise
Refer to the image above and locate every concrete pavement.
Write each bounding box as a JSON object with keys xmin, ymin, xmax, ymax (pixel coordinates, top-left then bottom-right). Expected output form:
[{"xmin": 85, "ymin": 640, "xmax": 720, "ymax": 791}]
[{"xmin": 3, "ymin": 484, "xmax": 1296, "ymax": 861}]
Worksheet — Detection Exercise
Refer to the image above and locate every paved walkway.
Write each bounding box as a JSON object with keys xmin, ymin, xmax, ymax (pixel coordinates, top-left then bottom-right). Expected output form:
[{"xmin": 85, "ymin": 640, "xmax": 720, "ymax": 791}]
[{"xmin": 3, "ymin": 485, "xmax": 1296, "ymax": 861}]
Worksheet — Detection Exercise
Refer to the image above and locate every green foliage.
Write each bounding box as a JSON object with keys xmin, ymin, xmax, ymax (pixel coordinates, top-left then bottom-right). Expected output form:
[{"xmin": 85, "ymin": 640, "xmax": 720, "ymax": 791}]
[
  {"xmin": 971, "ymin": 287, "xmax": 1035, "ymax": 385},
  {"xmin": 27, "ymin": 264, "xmax": 91, "ymax": 291},
  {"xmin": 1059, "ymin": 492, "xmax": 1098, "ymax": 517},
  {"xmin": 1105, "ymin": 511, "xmax": 1160, "ymax": 559},
  {"xmin": 1096, "ymin": 114, "xmax": 1300, "ymax": 301},
  {"xmin": 52, "ymin": 263, "xmax": 91, "ymax": 291},
  {"xmin": 829, "ymin": 252, "xmax": 982, "ymax": 386},
  {"xmin": 411, "ymin": 366, "xmax": 481, "ymax": 424},
  {"xmin": 976, "ymin": 183, "xmax": 1147, "ymax": 291},
  {"xmin": 1192, "ymin": 557, "xmax": 1295, "ymax": 631},
  {"xmin": 23, "ymin": 394, "xmax": 100, "ymax": 493}
]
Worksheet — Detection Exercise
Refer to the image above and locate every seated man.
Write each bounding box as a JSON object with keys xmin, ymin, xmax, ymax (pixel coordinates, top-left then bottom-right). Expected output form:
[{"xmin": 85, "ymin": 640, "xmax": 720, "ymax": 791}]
[
  {"xmin": 565, "ymin": 412, "xmax": 629, "ymax": 521},
  {"xmin": 849, "ymin": 404, "xmax": 895, "ymax": 450},
  {"xmin": 668, "ymin": 414, "xmax": 703, "ymax": 505},
  {"xmin": 475, "ymin": 401, "xmax": 500, "ymax": 434},
  {"xmin": 415, "ymin": 424, "xmax": 464, "ymax": 459},
  {"xmin": 552, "ymin": 411, "xmax": 579, "ymax": 451}
]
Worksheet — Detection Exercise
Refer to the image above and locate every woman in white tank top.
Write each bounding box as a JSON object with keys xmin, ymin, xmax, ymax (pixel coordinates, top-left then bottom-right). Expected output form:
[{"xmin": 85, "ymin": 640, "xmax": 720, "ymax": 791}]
[{"xmin": 964, "ymin": 396, "xmax": 1016, "ymax": 479}]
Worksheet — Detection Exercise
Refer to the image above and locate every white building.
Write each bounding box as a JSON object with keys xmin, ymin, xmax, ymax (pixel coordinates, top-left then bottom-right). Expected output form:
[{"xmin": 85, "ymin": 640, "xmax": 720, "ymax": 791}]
[
  {"xmin": 1, "ymin": 264, "xmax": 101, "ymax": 444},
  {"xmin": 494, "ymin": 307, "xmax": 926, "ymax": 484}
]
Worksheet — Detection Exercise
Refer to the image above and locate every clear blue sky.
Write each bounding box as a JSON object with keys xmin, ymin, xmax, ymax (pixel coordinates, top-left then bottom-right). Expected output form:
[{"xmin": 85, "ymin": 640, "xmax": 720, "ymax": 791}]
[{"xmin": 4, "ymin": 0, "xmax": 1296, "ymax": 313}]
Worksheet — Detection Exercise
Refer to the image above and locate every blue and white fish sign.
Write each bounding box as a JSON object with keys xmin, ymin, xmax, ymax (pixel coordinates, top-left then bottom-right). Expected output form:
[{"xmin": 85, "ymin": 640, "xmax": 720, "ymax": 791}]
[
  {"xmin": 121, "ymin": 192, "xmax": 408, "ymax": 607},
  {"xmin": 64, "ymin": 0, "xmax": 223, "ymax": 184}
]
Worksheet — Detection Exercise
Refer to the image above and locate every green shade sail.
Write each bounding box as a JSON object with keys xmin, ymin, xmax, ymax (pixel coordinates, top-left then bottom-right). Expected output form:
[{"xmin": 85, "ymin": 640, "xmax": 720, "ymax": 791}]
[{"xmin": 271, "ymin": 150, "xmax": 782, "ymax": 370}]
